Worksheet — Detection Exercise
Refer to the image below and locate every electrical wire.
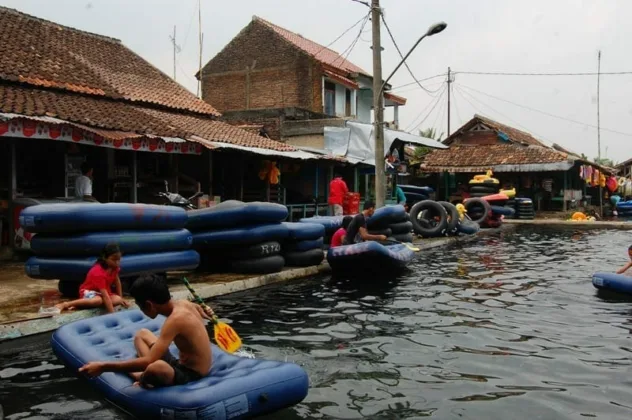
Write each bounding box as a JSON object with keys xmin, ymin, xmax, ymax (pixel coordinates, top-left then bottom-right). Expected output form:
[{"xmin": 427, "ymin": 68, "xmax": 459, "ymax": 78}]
[
  {"xmin": 451, "ymin": 83, "xmax": 464, "ymax": 126},
  {"xmin": 313, "ymin": 12, "xmax": 371, "ymax": 59},
  {"xmin": 404, "ymin": 84, "xmax": 446, "ymax": 131},
  {"xmin": 331, "ymin": 13, "xmax": 370, "ymax": 68},
  {"xmin": 454, "ymin": 70, "xmax": 632, "ymax": 77},
  {"xmin": 430, "ymin": 89, "xmax": 448, "ymax": 138},
  {"xmin": 381, "ymin": 15, "xmax": 442, "ymax": 96},
  {"xmin": 405, "ymin": 84, "xmax": 447, "ymax": 132},
  {"xmin": 390, "ymin": 73, "xmax": 448, "ymax": 91},
  {"xmin": 457, "ymin": 83, "xmax": 632, "ymax": 138}
]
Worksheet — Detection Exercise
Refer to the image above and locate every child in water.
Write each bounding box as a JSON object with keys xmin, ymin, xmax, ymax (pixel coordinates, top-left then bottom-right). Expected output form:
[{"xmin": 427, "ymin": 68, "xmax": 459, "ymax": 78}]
[
  {"xmin": 330, "ymin": 216, "xmax": 353, "ymax": 248},
  {"xmin": 56, "ymin": 243, "xmax": 129, "ymax": 313},
  {"xmin": 616, "ymin": 245, "xmax": 632, "ymax": 275}
]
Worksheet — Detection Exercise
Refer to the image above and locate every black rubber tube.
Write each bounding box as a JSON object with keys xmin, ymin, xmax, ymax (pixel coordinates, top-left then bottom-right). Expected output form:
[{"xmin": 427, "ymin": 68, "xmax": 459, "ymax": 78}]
[
  {"xmin": 389, "ymin": 221, "xmax": 413, "ymax": 234},
  {"xmin": 410, "ymin": 200, "xmax": 448, "ymax": 237},
  {"xmin": 284, "ymin": 248, "xmax": 325, "ymax": 267},
  {"xmin": 230, "ymin": 241, "xmax": 282, "ymax": 260},
  {"xmin": 230, "ymin": 255, "xmax": 285, "ymax": 274},
  {"xmin": 438, "ymin": 201, "xmax": 460, "ymax": 234},
  {"xmin": 368, "ymin": 228, "xmax": 392, "ymax": 237},
  {"xmin": 390, "ymin": 232, "xmax": 414, "ymax": 243},
  {"xmin": 464, "ymin": 198, "xmax": 492, "ymax": 225},
  {"xmin": 469, "ymin": 185, "xmax": 499, "ymax": 194}
]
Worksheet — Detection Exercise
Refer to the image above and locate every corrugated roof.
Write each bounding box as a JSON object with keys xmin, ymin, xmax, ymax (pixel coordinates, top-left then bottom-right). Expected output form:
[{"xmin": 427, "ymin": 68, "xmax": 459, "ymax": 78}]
[{"xmin": 0, "ymin": 7, "xmax": 220, "ymax": 116}]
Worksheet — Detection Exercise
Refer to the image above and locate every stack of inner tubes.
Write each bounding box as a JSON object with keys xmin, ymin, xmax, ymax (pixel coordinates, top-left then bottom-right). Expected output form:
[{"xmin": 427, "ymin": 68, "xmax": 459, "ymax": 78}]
[
  {"xmin": 468, "ymin": 175, "xmax": 500, "ymax": 198},
  {"xmin": 514, "ymin": 198, "xmax": 535, "ymax": 220},
  {"xmin": 500, "ymin": 188, "xmax": 517, "ymax": 218},
  {"xmin": 367, "ymin": 205, "xmax": 414, "ymax": 242},
  {"xmin": 484, "ymin": 193, "xmax": 513, "ymax": 228},
  {"xmin": 187, "ymin": 200, "xmax": 289, "ymax": 275},
  {"xmin": 282, "ymin": 222, "xmax": 325, "ymax": 267},
  {"xmin": 409, "ymin": 200, "xmax": 455, "ymax": 238},
  {"xmin": 398, "ymin": 185, "xmax": 434, "ymax": 207},
  {"xmin": 298, "ymin": 216, "xmax": 343, "ymax": 245}
]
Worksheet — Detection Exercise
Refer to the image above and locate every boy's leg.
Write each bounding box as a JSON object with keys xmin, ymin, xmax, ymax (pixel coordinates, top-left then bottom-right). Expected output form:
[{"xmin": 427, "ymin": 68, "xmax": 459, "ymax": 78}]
[
  {"xmin": 130, "ymin": 329, "xmax": 159, "ymax": 381},
  {"xmin": 55, "ymin": 296, "xmax": 103, "ymax": 311}
]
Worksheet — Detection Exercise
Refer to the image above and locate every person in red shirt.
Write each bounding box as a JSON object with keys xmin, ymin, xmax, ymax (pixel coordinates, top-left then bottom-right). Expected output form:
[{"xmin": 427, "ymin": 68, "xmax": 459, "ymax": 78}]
[
  {"xmin": 56, "ymin": 243, "xmax": 129, "ymax": 313},
  {"xmin": 328, "ymin": 173, "xmax": 349, "ymax": 216},
  {"xmin": 331, "ymin": 216, "xmax": 353, "ymax": 248}
]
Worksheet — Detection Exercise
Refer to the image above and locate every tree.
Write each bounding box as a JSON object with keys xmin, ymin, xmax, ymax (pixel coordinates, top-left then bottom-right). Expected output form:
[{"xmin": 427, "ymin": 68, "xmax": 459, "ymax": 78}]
[
  {"xmin": 419, "ymin": 127, "xmax": 444, "ymax": 142},
  {"xmin": 412, "ymin": 127, "xmax": 444, "ymax": 163},
  {"xmin": 593, "ymin": 157, "xmax": 615, "ymax": 167}
]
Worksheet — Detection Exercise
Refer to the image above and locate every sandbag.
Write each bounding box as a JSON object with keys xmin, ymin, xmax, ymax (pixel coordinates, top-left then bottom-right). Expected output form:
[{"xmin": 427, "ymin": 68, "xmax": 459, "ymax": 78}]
[
  {"xmin": 410, "ymin": 200, "xmax": 448, "ymax": 237},
  {"xmin": 230, "ymin": 255, "xmax": 285, "ymax": 274},
  {"xmin": 284, "ymin": 248, "xmax": 325, "ymax": 267}
]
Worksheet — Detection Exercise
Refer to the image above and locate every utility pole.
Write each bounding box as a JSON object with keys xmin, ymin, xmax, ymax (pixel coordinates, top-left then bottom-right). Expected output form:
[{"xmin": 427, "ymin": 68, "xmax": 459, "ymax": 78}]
[
  {"xmin": 169, "ymin": 26, "xmax": 179, "ymax": 81},
  {"xmin": 197, "ymin": 0, "xmax": 203, "ymax": 98},
  {"xmin": 597, "ymin": 50, "xmax": 602, "ymax": 216},
  {"xmin": 371, "ymin": 0, "xmax": 386, "ymax": 208},
  {"xmin": 447, "ymin": 67, "xmax": 452, "ymax": 136}
]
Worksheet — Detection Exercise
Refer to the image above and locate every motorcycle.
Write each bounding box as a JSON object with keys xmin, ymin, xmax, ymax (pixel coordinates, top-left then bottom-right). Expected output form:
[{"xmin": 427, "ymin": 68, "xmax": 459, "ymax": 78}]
[{"xmin": 157, "ymin": 180, "xmax": 204, "ymax": 210}]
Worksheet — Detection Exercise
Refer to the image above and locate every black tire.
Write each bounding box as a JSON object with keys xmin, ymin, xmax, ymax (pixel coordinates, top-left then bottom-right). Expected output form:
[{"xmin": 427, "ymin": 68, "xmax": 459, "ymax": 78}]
[
  {"xmin": 391, "ymin": 232, "xmax": 414, "ymax": 243},
  {"xmin": 230, "ymin": 241, "xmax": 282, "ymax": 260},
  {"xmin": 470, "ymin": 192, "xmax": 491, "ymax": 198},
  {"xmin": 389, "ymin": 221, "xmax": 413, "ymax": 234},
  {"xmin": 465, "ymin": 198, "xmax": 492, "ymax": 225},
  {"xmin": 469, "ymin": 185, "xmax": 499, "ymax": 194},
  {"xmin": 438, "ymin": 201, "xmax": 460, "ymax": 234},
  {"xmin": 58, "ymin": 280, "xmax": 79, "ymax": 298},
  {"xmin": 283, "ymin": 238, "xmax": 324, "ymax": 252},
  {"xmin": 284, "ymin": 248, "xmax": 325, "ymax": 267},
  {"xmin": 230, "ymin": 255, "xmax": 285, "ymax": 274},
  {"xmin": 369, "ymin": 228, "xmax": 392, "ymax": 237},
  {"xmin": 410, "ymin": 200, "xmax": 448, "ymax": 237}
]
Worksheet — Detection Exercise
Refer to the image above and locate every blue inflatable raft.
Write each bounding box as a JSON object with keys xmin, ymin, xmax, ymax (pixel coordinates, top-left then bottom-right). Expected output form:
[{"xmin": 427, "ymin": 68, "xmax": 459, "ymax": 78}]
[
  {"xmin": 30, "ymin": 229, "xmax": 193, "ymax": 256},
  {"xmin": 592, "ymin": 272, "xmax": 632, "ymax": 295},
  {"xmin": 490, "ymin": 205, "xmax": 515, "ymax": 217},
  {"xmin": 186, "ymin": 201, "xmax": 288, "ymax": 231},
  {"xmin": 20, "ymin": 203, "xmax": 187, "ymax": 233},
  {"xmin": 283, "ymin": 222, "xmax": 325, "ymax": 241},
  {"xmin": 367, "ymin": 205, "xmax": 408, "ymax": 229},
  {"xmin": 25, "ymin": 250, "xmax": 200, "ymax": 280},
  {"xmin": 51, "ymin": 310, "xmax": 309, "ymax": 419},
  {"xmin": 299, "ymin": 216, "xmax": 344, "ymax": 234},
  {"xmin": 192, "ymin": 223, "xmax": 289, "ymax": 248},
  {"xmin": 327, "ymin": 241, "xmax": 415, "ymax": 275}
]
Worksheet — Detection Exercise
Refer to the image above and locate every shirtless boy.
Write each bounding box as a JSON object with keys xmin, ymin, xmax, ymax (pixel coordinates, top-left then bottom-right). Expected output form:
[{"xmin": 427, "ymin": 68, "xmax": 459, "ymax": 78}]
[{"xmin": 79, "ymin": 274, "xmax": 213, "ymax": 388}]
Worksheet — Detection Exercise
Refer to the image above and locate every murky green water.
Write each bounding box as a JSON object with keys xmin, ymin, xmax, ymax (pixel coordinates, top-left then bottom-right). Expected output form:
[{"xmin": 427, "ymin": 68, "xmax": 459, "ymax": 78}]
[{"xmin": 2, "ymin": 226, "xmax": 632, "ymax": 419}]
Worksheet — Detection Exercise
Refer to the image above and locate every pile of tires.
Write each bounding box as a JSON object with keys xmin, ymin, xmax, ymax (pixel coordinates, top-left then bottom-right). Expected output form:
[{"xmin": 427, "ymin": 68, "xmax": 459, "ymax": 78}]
[
  {"xmin": 399, "ymin": 185, "xmax": 434, "ymax": 207},
  {"xmin": 468, "ymin": 172, "xmax": 500, "ymax": 198},
  {"xmin": 188, "ymin": 201, "xmax": 289, "ymax": 275},
  {"xmin": 514, "ymin": 198, "xmax": 535, "ymax": 220},
  {"xmin": 409, "ymin": 200, "xmax": 463, "ymax": 238},
  {"xmin": 464, "ymin": 194, "xmax": 515, "ymax": 228},
  {"xmin": 367, "ymin": 205, "xmax": 414, "ymax": 242},
  {"xmin": 282, "ymin": 222, "xmax": 325, "ymax": 267}
]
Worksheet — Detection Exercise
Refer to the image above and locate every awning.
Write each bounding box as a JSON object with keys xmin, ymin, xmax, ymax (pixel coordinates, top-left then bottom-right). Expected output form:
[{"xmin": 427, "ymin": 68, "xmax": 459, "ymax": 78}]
[{"xmin": 420, "ymin": 162, "xmax": 575, "ymax": 173}]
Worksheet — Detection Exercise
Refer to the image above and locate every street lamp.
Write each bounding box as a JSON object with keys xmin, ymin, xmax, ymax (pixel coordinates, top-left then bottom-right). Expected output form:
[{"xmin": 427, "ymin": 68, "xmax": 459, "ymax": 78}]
[{"xmin": 373, "ymin": 21, "xmax": 447, "ymax": 208}]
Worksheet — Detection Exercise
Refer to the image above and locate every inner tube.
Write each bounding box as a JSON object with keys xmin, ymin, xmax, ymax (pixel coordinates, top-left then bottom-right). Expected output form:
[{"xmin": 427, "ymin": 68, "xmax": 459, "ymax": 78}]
[
  {"xmin": 229, "ymin": 241, "xmax": 282, "ymax": 260},
  {"xmin": 490, "ymin": 205, "xmax": 515, "ymax": 217},
  {"xmin": 389, "ymin": 221, "xmax": 413, "ymax": 234},
  {"xmin": 469, "ymin": 185, "xmax": 498, "ymax": 194},
  {"xmin": 464, "ymin": 198, "xmax": 492, "ymax": 225},
  {"xmin": 410, "ymin": 200, "xmax": 448, "ymax": 237},
  {"xmin": 368, "ymin": 228, "xmax": 392, "ymax": 237},
  {"xmin": 284, "ymin": 248, "xmax": 325, "ymax": 267},
  {"xmin": 390, "ymin": 232, "xmax": 414, "ymax": 243},
  {"xmin": 230, "ymin": 255, "xmax": 285, "ymax": 274},
  {"xmin": 438, "ymin": 201, "xmax": 460, "ymax": 234},
  {"xmin": 283, "ymin": 238, "xmax": 324, "ymax": 252}
]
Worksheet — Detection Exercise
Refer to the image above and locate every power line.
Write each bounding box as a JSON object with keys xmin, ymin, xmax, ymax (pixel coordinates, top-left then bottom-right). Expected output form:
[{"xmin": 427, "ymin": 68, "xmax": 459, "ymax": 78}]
[
  {"xmin": 455, "ymin": 70, "xmax": 632, "ymax": 77},
  {"xmin": 381, "ymin": 14, "xmax": 441, "ymax": 95},
  {"xmin": 331, "ymin": 13, "xmax": 370, "ymax": 68},
  {"xmin": 451, "ymin": 83, "xmax": 464, "ymax": 126},
  {"xmin": 457, "ymin": 83, "xmax": 632, "ymax": 138},
  {"xmin": 404, "ymin": 84, "xmax": 445, "ymax": 131},
  {"xmin": 313, "ymin": 12, "xmax": 370, "ymax": 59},
  {"xmin": 405, "ymin": 84, "xmax": 447, "ymax": 132},
  {"xmin": 390, "ymin": 73, "xmax": 448, "ymax": 91},
  {"xmin": 350, "ymin": 0, "xmax": 370, "ymax": 6}
]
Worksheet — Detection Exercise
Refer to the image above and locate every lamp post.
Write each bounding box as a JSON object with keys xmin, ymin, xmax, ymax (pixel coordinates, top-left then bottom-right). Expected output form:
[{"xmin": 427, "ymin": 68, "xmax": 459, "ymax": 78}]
[{"xmin": 372, "ymin": 20, "xmax": 447, "ymax": 208}]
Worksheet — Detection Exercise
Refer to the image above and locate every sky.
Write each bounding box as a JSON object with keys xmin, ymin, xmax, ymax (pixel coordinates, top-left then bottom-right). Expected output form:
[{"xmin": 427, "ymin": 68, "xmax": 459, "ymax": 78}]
[{"xmin": 4, "ymin": 0, "xmax": 632, "ymax": 162}]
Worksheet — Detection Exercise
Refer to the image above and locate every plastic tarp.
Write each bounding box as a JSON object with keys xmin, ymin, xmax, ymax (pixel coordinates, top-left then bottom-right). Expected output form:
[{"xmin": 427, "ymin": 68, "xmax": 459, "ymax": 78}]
[{"xmin": 324, "ymin": 121, "xmax": 446, "ymax": 165}]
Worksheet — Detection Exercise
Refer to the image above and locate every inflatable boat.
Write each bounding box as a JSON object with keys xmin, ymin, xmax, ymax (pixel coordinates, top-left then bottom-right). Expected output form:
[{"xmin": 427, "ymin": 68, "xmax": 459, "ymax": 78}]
[
  {"xmin": 51, "ymin": 310, "xmax": 309, "ymax": 419},
  {"xmin": 186, "ymin": 200, "xmax": 288, "ymax": 231},
  {"xmin": 326, "ymin": 241, "xmax": 415, "ymax": 275},
  {"xmin": 592, "ymin": 272, "xmax": 632, "ymax": 295}
]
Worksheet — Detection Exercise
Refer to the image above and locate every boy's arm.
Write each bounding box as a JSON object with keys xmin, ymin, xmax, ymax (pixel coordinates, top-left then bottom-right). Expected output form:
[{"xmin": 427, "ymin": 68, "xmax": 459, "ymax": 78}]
[
  {"xmin": 359, "ymin": 226, "xmax": 387, "ymax": 242},
  {"xmin": 80, "ymin": 318, "xmax": 179, "ymax": 376},
  {"xmin": 100, "ymin": 289, "xmax": 115, "ymax": 313},
  {"xmin": 616, "ymin": 262, "xmax": 632, "ymax": 274}
]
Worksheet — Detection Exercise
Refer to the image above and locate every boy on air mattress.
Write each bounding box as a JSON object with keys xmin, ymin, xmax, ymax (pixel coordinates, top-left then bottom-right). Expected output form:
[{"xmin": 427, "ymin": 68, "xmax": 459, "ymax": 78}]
[
  {"xmin": 55, "ymin": 244, "xmax": 129, "ymax": 313},
  {"xmin": 78, "ymin": 274, "xmax": 214, "ymax": 388},
  {"xmin": 616, "ymin": 245, "xmax": 632, "ymax": 275}
]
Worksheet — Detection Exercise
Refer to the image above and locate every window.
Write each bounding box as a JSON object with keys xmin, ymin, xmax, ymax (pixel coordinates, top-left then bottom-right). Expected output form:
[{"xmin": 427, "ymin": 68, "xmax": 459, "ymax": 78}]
[{"xmin": 324, "ymin": 81, "xmax": 335, "ymax": 116}]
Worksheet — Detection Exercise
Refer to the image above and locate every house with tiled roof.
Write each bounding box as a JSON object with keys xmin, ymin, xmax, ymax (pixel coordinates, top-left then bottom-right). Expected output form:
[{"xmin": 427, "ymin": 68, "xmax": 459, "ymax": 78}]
[
  {"xmin": 419, "ymin": 115, "xmax": 612, "ymax": 212},
  {"xmin": 198, "ymin": 15, "xmax": 407, "ymax": 146}
]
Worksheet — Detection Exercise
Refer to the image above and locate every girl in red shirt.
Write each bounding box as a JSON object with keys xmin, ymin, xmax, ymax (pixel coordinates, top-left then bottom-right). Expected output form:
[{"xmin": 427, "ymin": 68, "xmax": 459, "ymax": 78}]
[
  {"xmin": 56, "ymin": 243, "xmax": 129, "ymax": 313},
  {"xmin": 331, "ymin": 216, "xmax": 353, "ymax": 248}
]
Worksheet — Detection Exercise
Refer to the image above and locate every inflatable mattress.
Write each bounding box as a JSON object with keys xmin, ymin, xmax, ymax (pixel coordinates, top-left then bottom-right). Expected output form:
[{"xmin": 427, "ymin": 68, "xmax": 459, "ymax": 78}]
[
  {"xmin": 398, "ymin": 185, "xmax": 434, "ymax": 195},
  {"xmin": 456, "ymin": 218, "xmax": 480, "ymax": 235},
  {"xmin": 25, "ymin": 250, "xmax": 200, "ymax": 280},
  {"xmin": 367, "ymin": 205, "xmax": 407, "ymax": 229},
  {"xmin": 283, "ymin": 222, "xmax": 325, "ymax": 241},
  {"xmin": 327, "ymin": 241, "xmax": 414, "ymax": 275},
  {"xmin": 616, "ymin": 201, "xmax": 632, "ymax": 211},
  {"xmin": 298, "ymin": 216, "xmax": 344, "ymax": 233},
  {"xmin": 51, "ymin": 310, "xmax": 309, "ymax": 420},
  {"xmin": 186, "ymin": 201, "xmax": 288, "ymax": 230},
  {"xmin": 192, "ymin": 223, "xmax": 289, "ymax": 248},
  {"xmin": 19, "ymin": 203, "xmax": 187, "ymax": 234},
  {"xmin": 30, "ymin": 229, "xmax": 193, "ymax": 257},
  {"xmin": 592, "ymin": 272, "xmax": 632, "ymax": 295}
]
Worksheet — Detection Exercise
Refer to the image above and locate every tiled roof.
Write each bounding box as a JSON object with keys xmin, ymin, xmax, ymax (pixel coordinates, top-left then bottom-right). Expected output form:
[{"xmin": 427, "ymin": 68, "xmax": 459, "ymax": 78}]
[
  {"xmin": 0, "ymin": 7, "xmax": 220, "ymax": 116},
  {"xmin": 445, "ymin": 114, "xmax": 547, "ymax": 147},
  {"xmin": 384, "ymin": 92, "xmax": 407, "ymax": 105},
  {"xmin": 420, "ymin": 144, "xmax": 570, "ymax": 172},
  {"xmin": 0, "ymin": 84, "xmax": 296, "ymax": 152},
  {"xmin": 254, "ymin": 16, "xmax": 370, "ymax": 77}
]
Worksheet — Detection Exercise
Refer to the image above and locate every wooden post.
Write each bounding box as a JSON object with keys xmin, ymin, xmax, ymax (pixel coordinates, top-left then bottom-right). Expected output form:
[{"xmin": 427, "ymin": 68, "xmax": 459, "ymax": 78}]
[
  {"xmin": 239, "ymin": 156, "xmax": 244, "ymax": 201},
  {"xmin": 8, "ymin": 138, "xmax": 16, "ymax": 250},
  {"xmin": 563, "ymin": 170, "xmax": 568, "ymax": 212},
  {"xmin": 173, "ymin": 154, "xmax": 179, "ymax": 194},
  {"xmin": 354, "ymin": 166, "xmax": 359, "ymax": 192},
  {"xmin": 314, "ymin": 164, "xmax": 319, "ymax": 202},
  {"xmin": 207, "ymin": 150, "xmax": 213, "ymax": 196},
  {"xmin": 131, "ymin": 151, "xmax": 138, "ymax": 203}
]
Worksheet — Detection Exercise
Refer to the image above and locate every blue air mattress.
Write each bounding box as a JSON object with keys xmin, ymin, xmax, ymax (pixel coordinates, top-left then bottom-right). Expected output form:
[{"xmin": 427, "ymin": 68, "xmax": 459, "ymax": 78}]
[
  {"xmin": 616, "ymin": 201, "xmax": 632, "ymax": 211},
  {"xmin": 299, "ymin": 216, "xmax": 344, "ymax": 233},
  {"xmin": 30, "ymin": 229, "xmax": 193, "ymax": 257},
  {"xmin": 326, "ymin": 241, "xmax": 415, "ymax": 274},
  {"xmin": 186, "ymin": 200, "xmax": 288, "ymax": 230},
  {"xmin": 399, "ymin": 185, "xmax": 434, "ymax": 195},
  {"xmin": 51, "ymin": 310, "xmax": 309, "ymax": 420},
  {"xmin": 19, "ymin": 203, "xmax": 187, "ymax": 234},
  {"xmin": 25, "ymin": 250, "xmax": 200, "ymax": 280},
  {"xmin": 592, "ymin": 272, "xmax": 632, "ymax": 294},
  {"xmin": 284, "ymin": 237, "xmax": 324, "ymax": 252},
  {"xmin": 283, "ymin": 222, "xmax": 325, "ymax": 241},
  {"xmin": 490, "ymin": 205, "xmax": 515, "ymax": 217},
  {"xmin": 456, "ymin": 218, "xmax": 480, "ymax": 235},
  {"xmin": 367, "ymin": 205, "xmax": 408, "ymax": 229},
  {"xmin": 192, "ymin": 223, "xmax": 289, "ymax": 248},
  {"xmin": 404, "ymin": 192, "xmax": 429, "ymax": 203}
]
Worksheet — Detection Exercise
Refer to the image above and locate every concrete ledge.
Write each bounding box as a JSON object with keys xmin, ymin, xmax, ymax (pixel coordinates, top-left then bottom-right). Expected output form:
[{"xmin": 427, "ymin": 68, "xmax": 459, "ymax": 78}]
[
  {"xmin": 504, "ymin": 219, "xmax": 632, "ymax": 230},
  {"xmin": 0, "ymin": 227, "xmax": 507, "ymax": 343}
]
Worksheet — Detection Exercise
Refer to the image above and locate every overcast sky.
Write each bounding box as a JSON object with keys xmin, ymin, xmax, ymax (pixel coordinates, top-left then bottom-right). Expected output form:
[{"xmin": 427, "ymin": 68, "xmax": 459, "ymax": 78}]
[{"xmin": 5, "ymin": 0, "xmax": 632, "ymax": 161}]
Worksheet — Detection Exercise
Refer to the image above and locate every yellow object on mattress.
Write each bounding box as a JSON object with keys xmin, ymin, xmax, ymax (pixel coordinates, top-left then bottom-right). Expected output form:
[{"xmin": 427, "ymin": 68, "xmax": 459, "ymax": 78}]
[{"xmin": 499, "ymin": 188, "xmax": 516, "ymax": 198}]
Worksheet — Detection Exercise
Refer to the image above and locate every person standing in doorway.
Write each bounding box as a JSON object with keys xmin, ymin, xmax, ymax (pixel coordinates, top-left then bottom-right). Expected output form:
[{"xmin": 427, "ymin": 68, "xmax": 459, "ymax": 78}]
[
  {"xmin": 76, "ymin": 162, "xmax": 97, "ymax": 202},
  {"xmin": 328, "ymin": 172, "xmax": 348, "ymax": 216}
]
